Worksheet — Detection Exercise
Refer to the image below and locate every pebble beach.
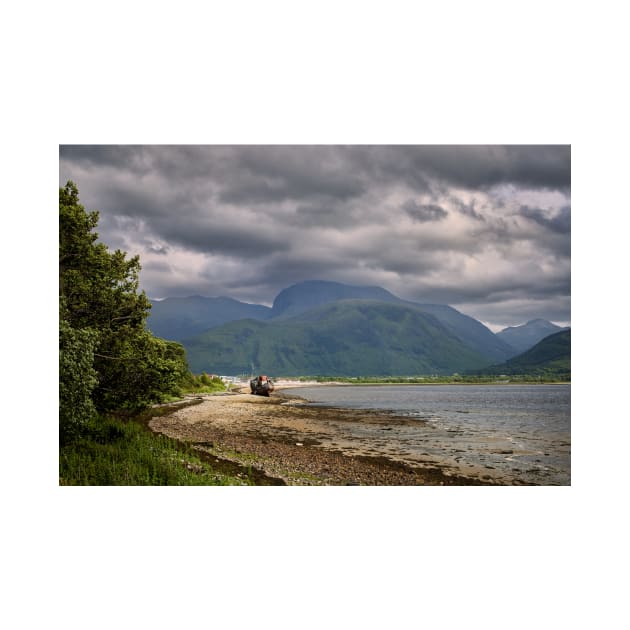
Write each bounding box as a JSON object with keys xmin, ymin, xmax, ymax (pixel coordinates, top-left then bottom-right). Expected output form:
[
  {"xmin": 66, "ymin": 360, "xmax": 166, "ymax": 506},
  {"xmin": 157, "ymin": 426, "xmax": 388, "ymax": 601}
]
[{"xmin": 148, "ymin": 389, "xmax": 501, "ymax": 485}]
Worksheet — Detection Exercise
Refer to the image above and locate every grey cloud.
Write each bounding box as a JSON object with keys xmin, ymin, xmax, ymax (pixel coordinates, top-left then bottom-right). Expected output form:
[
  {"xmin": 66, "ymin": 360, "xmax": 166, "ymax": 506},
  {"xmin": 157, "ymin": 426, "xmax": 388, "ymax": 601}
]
[
  {"xmin": 59, "ymin": 145, "xmax": 571, "ymax": 327},
  {"xmin": 147, "ymin": 243, "xmax": 170, "ymax": 255},
  {"xmin": 338, "ymin": 145, "xmax": 570, "ymax": 194},
  {"xmin": 451, "ymin": 197, "xmax": 486, "ymax": 222},
  {"xmin": 220, "ymin": 146, "xmax": 366, "ymax": 204},
  {"xmin": 454, "ymin": 296, "xmax": 571, "ymax": 331},
  {"xmin": 403, "ymin": 145, "xmax": 571, "ymax": 191},
  {"xmin": 288, "ymin": 203, "xmax": 357, "ymax": 228},
  {"xmin": 143, "ymin": 260, "xmax": 172, "ymax": 273},
  {"xmin": 518, "ymin": 205, "xmax": 571, "ymax": 234},
  {"xmin": 162, "ymin": 218, "xmax": 290, "ymax": 259},
  {"xmin": 399, "ymin": 271, "xmax": 570, "ymax": 306},
  {"xmin": 61, "ymin": 145, "xmax": 570, "ymax": 200},
  {"xmin": 59, "ymin": 145, "xmax": 149, "ymax": 173},
  {"xmin": 402, "ymin": 199, "xmax": 448, "ymax": 222}
]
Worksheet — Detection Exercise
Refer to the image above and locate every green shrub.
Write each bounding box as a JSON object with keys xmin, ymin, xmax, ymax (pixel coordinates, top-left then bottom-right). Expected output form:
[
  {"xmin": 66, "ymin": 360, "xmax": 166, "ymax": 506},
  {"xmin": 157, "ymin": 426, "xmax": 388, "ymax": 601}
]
[{"xmin": 59, "ymin": 317, "xmax": 99, "ymax": 443}]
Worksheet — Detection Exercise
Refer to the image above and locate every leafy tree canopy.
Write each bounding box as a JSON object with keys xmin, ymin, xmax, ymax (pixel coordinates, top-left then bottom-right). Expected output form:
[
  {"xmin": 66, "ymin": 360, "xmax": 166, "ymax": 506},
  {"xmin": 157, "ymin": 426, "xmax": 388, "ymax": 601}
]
[{"xmin": 59, "ymin": 181, "xmax": 191, "ymax": 422}]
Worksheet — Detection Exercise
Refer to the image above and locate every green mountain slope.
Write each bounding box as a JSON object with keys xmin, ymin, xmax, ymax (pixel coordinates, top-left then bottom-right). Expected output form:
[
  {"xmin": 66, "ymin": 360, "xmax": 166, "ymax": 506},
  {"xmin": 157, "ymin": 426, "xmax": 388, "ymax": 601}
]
[
  {"xmin": 145, "ymin": 280, "xmax": 515, "ymax": 363},
  {"xmin": 408, "ymin": 302, "xmax": 514, "ymax": 362},
  {"xmin": 182, "ymin": 300, "xmax": 493, "ymax": 376},
  {"xmin": 475, "ymin": 330, "xmax": 571, "ymax": 378},
  {"xmin": 272, "ymin": 281, "xmax": 514, "ymax": 362}
]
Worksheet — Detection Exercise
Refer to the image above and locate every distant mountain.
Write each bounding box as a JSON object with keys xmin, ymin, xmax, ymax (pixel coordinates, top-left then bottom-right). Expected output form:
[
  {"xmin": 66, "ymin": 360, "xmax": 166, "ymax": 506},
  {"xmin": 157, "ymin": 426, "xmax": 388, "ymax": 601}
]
[
  {"xmin": 147, "ymin": 296, "xmax": 272, "ymax": 341},
  {"xmin": 476, "ymin": 330, "xmax": 571, "ymax": 378},
  {"xmin": 147, "ymin": 280, "xmax": 517, "ymax": 369},
  {"xmin": 182, "ymin": 300, "xmax": 496, "ymax": 376},
  {"xmin": 409, "ymin": 303, "xmax": 514, "ymax": 363},
  {"xmin": 271, "ymin": 280, "xmax": 401, "ymax": 318},
  {"xmin": 496, "ymin": 319, "xmax": 570, "ymax": 355},
  {"xmin": 272, "ymin": 280, "xmax": 514, "ymax": 363}
]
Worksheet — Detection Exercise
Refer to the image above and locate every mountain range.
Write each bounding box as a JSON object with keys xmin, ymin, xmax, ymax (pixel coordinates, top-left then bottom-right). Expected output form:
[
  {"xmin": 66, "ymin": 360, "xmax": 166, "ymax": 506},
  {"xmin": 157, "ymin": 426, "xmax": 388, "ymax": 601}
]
[
  {"xmin": 496, "ymin": 318, "xmax": 570, "ymax": 354},
  {"xmin": 146, "ymin": 280, "xmax": 569, "ymax": 376},
  {"xmin": 474, "ymin": 330, "xmax": 571, "ymax": 378},
  {"xmin": 146, "ymin": 295, "xmax": 272, "ymax": 340}
]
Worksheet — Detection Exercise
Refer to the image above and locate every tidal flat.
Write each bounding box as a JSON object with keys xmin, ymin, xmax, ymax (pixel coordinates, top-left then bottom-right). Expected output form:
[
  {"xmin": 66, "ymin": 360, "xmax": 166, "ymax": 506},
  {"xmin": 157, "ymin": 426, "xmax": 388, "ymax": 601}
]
[{"xmin": 148, "ymin": 387, "xmax": 567, "ymax": 485}]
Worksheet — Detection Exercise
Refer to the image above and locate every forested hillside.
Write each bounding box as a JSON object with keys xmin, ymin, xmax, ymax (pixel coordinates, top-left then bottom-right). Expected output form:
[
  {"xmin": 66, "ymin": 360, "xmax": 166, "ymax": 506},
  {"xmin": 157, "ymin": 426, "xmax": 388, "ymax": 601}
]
[{"xmin": 474, "ymin": 330, "xmax": 571, "ymax": 379}]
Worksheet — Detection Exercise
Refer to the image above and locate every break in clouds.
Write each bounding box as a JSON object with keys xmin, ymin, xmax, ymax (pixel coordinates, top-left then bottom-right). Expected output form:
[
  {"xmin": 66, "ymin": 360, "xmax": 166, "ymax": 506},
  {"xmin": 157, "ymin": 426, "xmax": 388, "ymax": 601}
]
[{"xmin": 58, "ymin": 145, "xmax": 571, "ymax": 330}]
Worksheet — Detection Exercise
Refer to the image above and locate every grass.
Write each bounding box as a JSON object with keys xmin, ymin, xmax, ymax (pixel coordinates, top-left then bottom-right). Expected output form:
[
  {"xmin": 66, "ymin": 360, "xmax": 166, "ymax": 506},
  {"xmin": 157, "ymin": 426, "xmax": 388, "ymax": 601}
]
[
  {"xmin": 59, "ymin": 414, "xmax": 256, "ymax": 486},
  {"xmin": 181, "ymin": 374, "xmax": 227, "ymax": 395}
]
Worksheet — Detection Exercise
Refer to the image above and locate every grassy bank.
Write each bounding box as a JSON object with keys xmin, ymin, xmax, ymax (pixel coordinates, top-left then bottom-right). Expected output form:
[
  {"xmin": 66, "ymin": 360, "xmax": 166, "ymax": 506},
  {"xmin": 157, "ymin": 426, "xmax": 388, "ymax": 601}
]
[{"xmin": 59, "ymin": 402, "xmax": 263, "ymax": 486}]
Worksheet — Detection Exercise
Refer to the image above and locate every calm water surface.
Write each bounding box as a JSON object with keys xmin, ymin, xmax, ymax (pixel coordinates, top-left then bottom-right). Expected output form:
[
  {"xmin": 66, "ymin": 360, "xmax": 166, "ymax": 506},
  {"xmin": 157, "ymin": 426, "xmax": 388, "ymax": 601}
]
[{"xmin": 288, "ymin": 384, "xmax": 571, "ymax": 485}]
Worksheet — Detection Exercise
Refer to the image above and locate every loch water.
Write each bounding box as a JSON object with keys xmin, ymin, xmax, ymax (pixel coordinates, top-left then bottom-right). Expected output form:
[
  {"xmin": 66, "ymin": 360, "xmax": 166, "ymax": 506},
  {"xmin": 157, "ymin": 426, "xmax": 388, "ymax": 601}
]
[{"xmin": 288, "ymin": 384, "xmax": 571, "ymax": 485}]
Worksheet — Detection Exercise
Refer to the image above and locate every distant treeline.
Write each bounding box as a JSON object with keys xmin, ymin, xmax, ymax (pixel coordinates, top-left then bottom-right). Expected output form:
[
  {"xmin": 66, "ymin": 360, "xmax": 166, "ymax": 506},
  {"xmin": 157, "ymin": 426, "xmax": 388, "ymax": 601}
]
[{"xmin": 295, "ymin": 373, "xmax": 570, "ymax": 384}]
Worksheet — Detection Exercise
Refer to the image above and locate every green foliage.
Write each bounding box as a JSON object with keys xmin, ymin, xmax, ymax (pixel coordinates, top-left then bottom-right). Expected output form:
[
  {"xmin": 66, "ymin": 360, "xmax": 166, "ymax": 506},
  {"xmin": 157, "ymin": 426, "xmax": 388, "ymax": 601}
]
[
  {"xmin": 60, "ymin": 182, "xmax": 150, "ymax": 332},
  {"xmin": 59, "ymin": 181, "xmax": 192, "ymax": 417},
  {"xmin": 59, "ymin": 416, "xmax": 253, "ymax": 485},
  {"xmin": 92, "ymin": 332, "xmax": 192, "ymax": 412},
  {"xmin": 59, "ymin": 315, "xmax": 99, "ymax": 442},
  {"xmin": 180, "ymin": 372, "xmax": 226, "ymax": 394}
]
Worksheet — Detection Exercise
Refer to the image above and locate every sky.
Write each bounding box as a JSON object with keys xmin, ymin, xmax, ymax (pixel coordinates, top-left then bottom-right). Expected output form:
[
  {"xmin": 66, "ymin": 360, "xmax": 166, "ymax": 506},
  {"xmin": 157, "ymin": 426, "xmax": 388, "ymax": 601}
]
[{"xmin": 59, "ymin": 145, "xmax": 570, "ymax": 331}]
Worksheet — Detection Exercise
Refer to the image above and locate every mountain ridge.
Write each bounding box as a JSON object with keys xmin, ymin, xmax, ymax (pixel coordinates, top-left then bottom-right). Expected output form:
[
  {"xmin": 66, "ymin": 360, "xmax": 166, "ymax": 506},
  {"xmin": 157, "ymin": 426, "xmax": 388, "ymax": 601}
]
[
  {"xmin": 474, "ymin": 330, "xmax": 571, "ymax": 378},
  {"xmin": 496, "ymin": 318, "xmax": 570, "ymax": 355},
  {"xmin": 182, "ymin": 300, "xmax": 494, "ymax": 376},
  {"xmin": 146, "ymin": 279, "xmax": 562, "ymax": 374}
]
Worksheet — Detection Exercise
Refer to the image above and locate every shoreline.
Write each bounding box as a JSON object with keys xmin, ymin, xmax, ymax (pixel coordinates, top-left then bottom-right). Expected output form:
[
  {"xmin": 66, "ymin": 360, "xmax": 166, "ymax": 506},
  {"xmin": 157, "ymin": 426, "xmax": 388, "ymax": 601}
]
[
  {"xmin": 274, "ymin": 380, "xmax": 570, "ymax": 388},
  {"xmin": 148, "ymin": 390, "xmax": 519, "ymax": 485}
]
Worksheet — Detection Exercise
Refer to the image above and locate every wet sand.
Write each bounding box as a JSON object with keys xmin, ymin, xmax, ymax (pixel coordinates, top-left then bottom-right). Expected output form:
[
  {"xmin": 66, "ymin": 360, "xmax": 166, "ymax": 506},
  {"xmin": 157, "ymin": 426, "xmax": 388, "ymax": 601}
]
[{"xmin": 148, "ymin": 390, "xmax": 507, "ymax": 485}]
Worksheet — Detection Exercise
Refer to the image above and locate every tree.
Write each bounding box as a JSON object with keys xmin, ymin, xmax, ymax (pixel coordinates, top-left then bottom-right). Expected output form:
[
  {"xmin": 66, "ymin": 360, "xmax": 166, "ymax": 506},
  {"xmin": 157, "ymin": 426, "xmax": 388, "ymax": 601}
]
[
  {"xmin": 59, "ymin": 307, "xmax": 99, "ymax": 442},
  {"xmin": 60, "ymin": 182, "xmax": 150, "ymax": 332},
  {"xmin": 59, "ymin": 181, "xmax": 191, "ymax": 416}
]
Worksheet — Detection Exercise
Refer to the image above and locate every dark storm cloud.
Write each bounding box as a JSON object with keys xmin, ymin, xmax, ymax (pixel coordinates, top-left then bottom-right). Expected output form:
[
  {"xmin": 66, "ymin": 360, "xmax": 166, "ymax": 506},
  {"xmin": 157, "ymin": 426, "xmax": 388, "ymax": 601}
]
[
  {"xmin": 402, "ymin": 200, "xmax": 448, "ymax": 222},
  {"xmin": 163, "ymin": 219, "xmax": 291, "ymax": 259},
  {"xmin": 59, "ymin": 145, "xmax": 152, "ymax": 174},
  {"xmin": 59, "ymin": 145, "xmax": 571, "ymax": 328},
  {"xmin": 60, "ymin": 144, "xmax": 571, "ymax": 195},
  {"xmin": 220, "ymin": 146, "xmax": 366, "ymax": 204},
  {"xmin": 518, "ymin": 205, "xmax": 571, "ymax": 234},
  {"xmin": 333, "ymin": 145, "xmax": 570, "ymax": 194},
  {"xmin": 398, "ymin": 145, "xmax": 571, "ymax": 191}
]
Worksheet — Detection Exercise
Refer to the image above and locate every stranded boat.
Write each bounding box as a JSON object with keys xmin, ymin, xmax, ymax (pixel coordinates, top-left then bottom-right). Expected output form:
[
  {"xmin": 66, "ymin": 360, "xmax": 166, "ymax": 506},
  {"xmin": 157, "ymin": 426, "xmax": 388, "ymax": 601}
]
[{"xmin": 250, "ymin": 375, "xmax": 275, "ymax": 397}]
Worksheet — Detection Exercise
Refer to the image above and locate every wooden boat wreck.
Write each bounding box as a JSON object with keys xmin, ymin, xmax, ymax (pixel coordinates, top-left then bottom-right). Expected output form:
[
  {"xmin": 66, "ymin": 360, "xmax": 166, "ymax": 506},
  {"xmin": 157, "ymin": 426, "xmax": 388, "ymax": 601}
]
[{"xmin": 250, "ymin": 374, "xmax": 275, "ymax": 397}]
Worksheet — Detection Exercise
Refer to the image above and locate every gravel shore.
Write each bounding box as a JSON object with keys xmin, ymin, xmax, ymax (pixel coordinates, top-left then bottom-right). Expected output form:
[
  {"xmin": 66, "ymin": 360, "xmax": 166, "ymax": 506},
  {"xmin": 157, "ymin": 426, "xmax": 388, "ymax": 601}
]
[{"xmin": 148, "ymin": 391, "xmax": 497, "ymax": 485}]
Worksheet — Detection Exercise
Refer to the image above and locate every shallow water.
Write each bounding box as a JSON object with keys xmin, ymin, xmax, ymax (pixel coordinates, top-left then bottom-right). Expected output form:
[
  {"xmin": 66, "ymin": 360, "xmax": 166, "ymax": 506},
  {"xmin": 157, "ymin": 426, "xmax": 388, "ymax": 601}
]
[{"xmin": 288, "ymin": 384, "xmax": 571, "ymax": 485}]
